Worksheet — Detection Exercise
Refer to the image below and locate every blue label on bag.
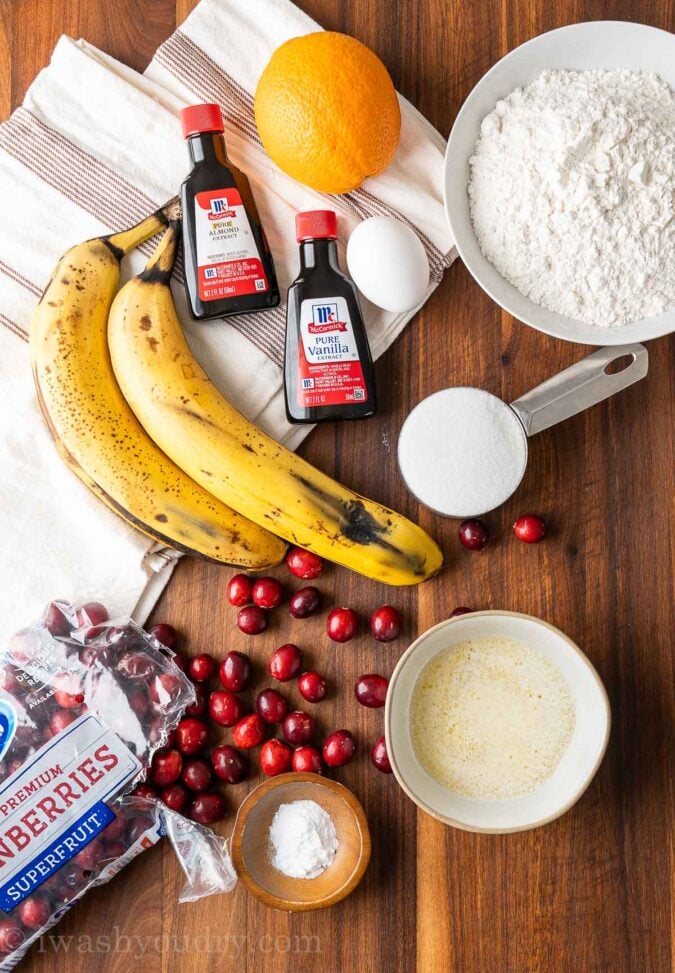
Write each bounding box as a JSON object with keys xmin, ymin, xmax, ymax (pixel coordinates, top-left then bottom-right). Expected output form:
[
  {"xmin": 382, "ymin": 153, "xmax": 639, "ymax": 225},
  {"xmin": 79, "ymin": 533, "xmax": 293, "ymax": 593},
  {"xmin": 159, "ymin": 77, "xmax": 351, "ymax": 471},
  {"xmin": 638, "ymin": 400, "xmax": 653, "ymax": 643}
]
[
  {"xmin": 0, "ymin": 715, "xmax": 140, "ymax": 911},
  {"xmin": 0, "ymin": 802, "xmax": 114, "ymax": 910},
  {"xmin": 0, "ymin": 701, "xmax": 16, "ymax": 763}
]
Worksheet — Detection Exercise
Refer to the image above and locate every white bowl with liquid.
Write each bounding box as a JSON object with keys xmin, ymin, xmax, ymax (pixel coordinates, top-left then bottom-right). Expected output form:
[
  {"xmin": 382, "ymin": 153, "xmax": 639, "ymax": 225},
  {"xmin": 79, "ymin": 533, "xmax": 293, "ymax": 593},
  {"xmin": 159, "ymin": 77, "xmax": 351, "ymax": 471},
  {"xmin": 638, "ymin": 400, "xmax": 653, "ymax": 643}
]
[{"xmin": 385, "ymin": 611, "xmax": 610, "ymax": 833}]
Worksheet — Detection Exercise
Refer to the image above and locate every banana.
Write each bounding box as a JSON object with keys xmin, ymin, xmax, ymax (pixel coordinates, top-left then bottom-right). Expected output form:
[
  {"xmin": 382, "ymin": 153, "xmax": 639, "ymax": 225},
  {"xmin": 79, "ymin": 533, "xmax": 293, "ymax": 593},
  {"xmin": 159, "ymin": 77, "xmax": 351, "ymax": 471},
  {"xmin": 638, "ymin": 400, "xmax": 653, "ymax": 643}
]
[
  {"xmin": 108, "ymin": 225, "xmax": 443, "ymax": 585},
  {"xmin": 30, "ymin": 205, "xmax": 286, "ymax": 570}
]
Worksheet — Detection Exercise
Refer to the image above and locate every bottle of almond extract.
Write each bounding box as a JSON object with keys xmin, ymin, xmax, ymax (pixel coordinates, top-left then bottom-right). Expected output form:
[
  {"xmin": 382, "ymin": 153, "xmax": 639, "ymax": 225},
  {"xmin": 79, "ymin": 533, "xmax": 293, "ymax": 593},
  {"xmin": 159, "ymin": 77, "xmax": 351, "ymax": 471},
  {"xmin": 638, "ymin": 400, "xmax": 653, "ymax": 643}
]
[
  {"xmin": 284, "ymin": 211, "xmax": 376, "ymax": 423},
  {"xmin": 179, "ymin": 103, "xmax": 280, "ymax": 319}
]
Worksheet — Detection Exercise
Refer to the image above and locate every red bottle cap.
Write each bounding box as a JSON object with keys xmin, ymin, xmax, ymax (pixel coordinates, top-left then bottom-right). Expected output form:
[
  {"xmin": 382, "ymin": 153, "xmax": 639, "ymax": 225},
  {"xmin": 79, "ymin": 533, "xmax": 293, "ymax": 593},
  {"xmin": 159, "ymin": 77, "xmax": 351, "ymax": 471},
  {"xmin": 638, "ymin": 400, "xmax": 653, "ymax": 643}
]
[
  {"xmin": 180, "ymin": 104, "xmax": 224, "ymax": 138},
  {"xmin": 296, "ymin": 210, "xmax": 338, "ymax": 242}
]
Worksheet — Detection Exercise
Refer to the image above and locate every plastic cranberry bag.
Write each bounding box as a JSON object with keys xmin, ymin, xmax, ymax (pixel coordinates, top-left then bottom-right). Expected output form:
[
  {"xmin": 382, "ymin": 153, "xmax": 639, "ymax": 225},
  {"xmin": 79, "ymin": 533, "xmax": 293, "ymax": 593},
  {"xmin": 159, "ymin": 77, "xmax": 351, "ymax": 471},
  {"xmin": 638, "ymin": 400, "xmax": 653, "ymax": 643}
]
[{"xmin": 0, "ymin": 600, "xmax": 235, "ymax": 970}]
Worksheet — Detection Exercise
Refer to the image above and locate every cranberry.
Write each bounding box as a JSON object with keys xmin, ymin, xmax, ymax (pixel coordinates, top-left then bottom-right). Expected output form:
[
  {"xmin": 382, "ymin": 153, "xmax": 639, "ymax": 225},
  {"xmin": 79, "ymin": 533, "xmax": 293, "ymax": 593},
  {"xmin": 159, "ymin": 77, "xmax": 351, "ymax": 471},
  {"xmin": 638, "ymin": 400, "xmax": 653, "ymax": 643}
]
[
  {"xmin": 458, "ymin": 519, "xmax": 490, "ymax": 551},
  {"xmin": 100, "ymin": 840, "xmax": 127, "ymax": 862},
  {"xmin": 127, "ymin": 818, "xmax": 154, "ymax": 846},
  {"xmin": 289, "ymin": 586, "xmax": 322, "ymax": 619},
  {"xmin": 184, "ymin": 682, "xmax": 208, "ymax": 717},
  {"xmin": 58, "ymin": 861, "xmax": 89, "ymax": 901},
  {"xmin": 371, "ymin": 736, "xmax": 392, "ymax": 773},
  {"xmin": 189, "ymin": 792, "xmax": 226, "ymax": 825},
  {"xmin": 79, "ymin": 644, "xmax": 110, "ymax": 669},
  {"xmin": 50, "ymin": 709, "xmax": 78, "ymax": 735},
  {"xmin": 252, "ymin": 576, "xmax": 284, "ymax": 609},
  {"xmin": 8, "ymin": 629, "xmax": 38, "ymax": 665},
  {"xmin": 282, "ymin": 710, "xmax": 314, "ymax": 745},
  {"xmin": 74, "ymin": 837, "xmax": 103, "ymax": 871},
  {"xmin": 268, "ymin": 643, "xmax": 303, "ymax": 682},
  {"xmin": 219, "ymin": 651, "xmax": 252, "ymax": 692},
  {"xmin": 236, "ymin": 605, "xmax": 268, "ymax": 635},
  {"xmin": 326, "ymin": 607, "xmax": 358, "ymax": 643},
  {"xmin": 285, "ymin": 547, "xmax": 323, "ymax": 580},
  {"xmin": 43, "ymin": 601, "xmax": 71, "ymax": 636},
  {"xmin": 172, "ymin": 652, "xmax": 188, "ymax": 673},
  {"xmin": 323, "ymin": 730, "xmax": 357, "ymax": 767},
  {"xmin": 188, "ymin": 653, "xmax": 216, "ymax": 682},
  {"xmin": 155, "ymin": 729, "xmax": 176, "ymax": 754},
  {"xmin": 260, "ymin": 738, "xmax": 292, "ymax": 777},
  {"xmin": 298, "ymin": 671, "xmax": 327, "ymax": 703},
  {"xmin": 18, "ymin": 893, "xmax": 51, "ymax": 930},
  {"xmin": 0, "ymin": 667, "xmax": 19, "ymax": 694},
  {"xmin": 160, "ymin": 783, "xmax": 188, "ymax": 812},
  {"xmin": 208, "ymin": 690, "xmax": 244, "ymax": 727},
  {"xmin": 53, "ymin": 672, "xmax": 85, "ymax": 709},
  {"xmin": 450, "ymin": 606, "xmax": 472, "ymax": 617},
  {"xmin": 226, "ymin": 573, "xmax": 252, "ymax": 606},
  {"xmin": 181, "ymin": 758, "xmax": 212, "ymax": 792},
  {"xmin": 256, "ymin": 688, "xmax": 288, "ymax": 724},
  {"xmin": 75, "ymin": 601, "xmax": 109, "ymax": 630},
  {"xmin": 513, "ymin": 514, "xmax": 547, "ymax": 544},
  {"xmin": 117, "ymin": 651, "xmax": 154, "ymax": 679},
  {"xmin": 0, "ymin": 918, "xmax": 24, "ymax": 955},
  {"xmin": 211, "ymin": 744, "xmax": 249, "ymax": 784},
  {"xmin": 370, "ymin": 605, "xmax": 402, "ymax": 642},
  {"xmin": 175, "ymin": 718, "xmax": 208, "ymax": 755},
  {"xmin": 232, "ymin": 713, "xmax": 265, "ymax": 749},
  {"xmin": 149, "ymin": 673, "xmax": 182, "ymax": 706},
  {"xmin": 132, "ymin": 783, "xmax": 157, "ymax": 800},
  {"xmin": 292, "ymin": 746, "xmax": 323, "ymax": 774},
  {"xmin": 148, "ymin": 623, "xmax": 178, "ymax": 649},
  {"xmin": 150, "ymin": 749, "xmax": 182, "ymax": 787},
  {"xmin": 102, "ymin": 814, "xmax": 127, "ymax": 842},
  {"xmin": 355, "ymin": 673, "xmax": 388, "ymax": 708}
]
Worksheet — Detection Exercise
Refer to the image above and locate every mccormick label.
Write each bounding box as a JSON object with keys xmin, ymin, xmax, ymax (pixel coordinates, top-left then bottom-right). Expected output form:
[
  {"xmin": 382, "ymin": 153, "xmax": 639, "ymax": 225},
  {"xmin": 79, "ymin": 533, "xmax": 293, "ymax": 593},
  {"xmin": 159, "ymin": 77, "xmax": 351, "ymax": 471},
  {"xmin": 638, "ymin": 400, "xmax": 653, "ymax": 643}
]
[
  {"xmin": 0, "ymin": 713, "xmax": 140, "ymax": 911},
  {"xmin": 194, "ymin": 189, "xmax": 269, "ymax": 301},
  {"xmin": 297, "ymin": 297, "xmax": 368, "ymax": 408}
]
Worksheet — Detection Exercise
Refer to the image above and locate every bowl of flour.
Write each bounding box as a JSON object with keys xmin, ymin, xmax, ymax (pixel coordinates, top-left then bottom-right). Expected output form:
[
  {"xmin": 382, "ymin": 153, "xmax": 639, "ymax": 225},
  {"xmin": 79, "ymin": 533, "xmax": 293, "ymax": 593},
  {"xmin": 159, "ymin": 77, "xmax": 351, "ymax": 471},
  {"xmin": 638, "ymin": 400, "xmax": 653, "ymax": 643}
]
[{"xmin": 444, "ymin": 21, "xmax": 675, "ymax": 344}]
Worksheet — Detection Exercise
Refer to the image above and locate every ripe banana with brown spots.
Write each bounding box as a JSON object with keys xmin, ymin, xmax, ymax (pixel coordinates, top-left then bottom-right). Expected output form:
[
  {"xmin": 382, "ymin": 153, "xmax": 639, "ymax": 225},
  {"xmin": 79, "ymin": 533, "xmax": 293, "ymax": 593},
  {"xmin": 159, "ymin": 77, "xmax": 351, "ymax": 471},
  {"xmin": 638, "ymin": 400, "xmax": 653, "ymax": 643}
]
[
  {"xmin": 30, "ymin": 204, "xmax": 286, "ymax": 570},
  {"xmin": 108, "ymin": 224, "xmax": 443, "ymax": 585}
]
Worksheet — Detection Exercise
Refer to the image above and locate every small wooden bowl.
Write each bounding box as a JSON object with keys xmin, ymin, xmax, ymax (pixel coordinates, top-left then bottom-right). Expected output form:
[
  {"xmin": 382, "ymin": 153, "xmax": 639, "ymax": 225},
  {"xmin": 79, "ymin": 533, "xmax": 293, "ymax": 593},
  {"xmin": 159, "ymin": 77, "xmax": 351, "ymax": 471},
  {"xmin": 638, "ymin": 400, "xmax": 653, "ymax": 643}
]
[{"xmin": 231, "ymin": 773, "xmax": 371, "ymax": 911}]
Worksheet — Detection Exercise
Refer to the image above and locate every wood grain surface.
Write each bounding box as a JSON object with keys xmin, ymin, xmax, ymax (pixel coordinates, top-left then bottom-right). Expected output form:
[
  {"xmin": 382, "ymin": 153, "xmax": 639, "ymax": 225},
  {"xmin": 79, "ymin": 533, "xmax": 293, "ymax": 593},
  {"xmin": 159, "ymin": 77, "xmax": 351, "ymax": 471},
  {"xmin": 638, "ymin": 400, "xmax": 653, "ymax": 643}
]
[{"xmin": 1, "ymin": 0, "xmax": 673, "ymax": 970}]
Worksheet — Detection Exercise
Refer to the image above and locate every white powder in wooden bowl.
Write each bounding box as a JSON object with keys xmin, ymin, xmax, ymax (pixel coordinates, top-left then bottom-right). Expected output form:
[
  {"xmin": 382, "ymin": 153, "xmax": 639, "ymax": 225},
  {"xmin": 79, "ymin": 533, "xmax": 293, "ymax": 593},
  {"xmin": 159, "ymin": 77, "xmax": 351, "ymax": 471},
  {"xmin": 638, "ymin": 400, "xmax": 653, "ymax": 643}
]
[
  {"xmin": 269, "ymin": 799, "xmax": 338, "ymax": 878},
  {"xmin": 410, "ymin": 636, "xmax": 575, "ymax": 799}
]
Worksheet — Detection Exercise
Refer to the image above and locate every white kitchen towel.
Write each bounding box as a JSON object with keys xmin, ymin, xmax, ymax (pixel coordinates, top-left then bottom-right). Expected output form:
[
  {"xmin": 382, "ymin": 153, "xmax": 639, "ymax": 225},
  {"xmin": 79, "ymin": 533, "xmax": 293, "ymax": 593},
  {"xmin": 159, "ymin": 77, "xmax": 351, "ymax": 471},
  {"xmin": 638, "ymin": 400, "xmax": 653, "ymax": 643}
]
[{"xmin": 0, "ymin": 0, "xmax": 454, "ymax": 643}]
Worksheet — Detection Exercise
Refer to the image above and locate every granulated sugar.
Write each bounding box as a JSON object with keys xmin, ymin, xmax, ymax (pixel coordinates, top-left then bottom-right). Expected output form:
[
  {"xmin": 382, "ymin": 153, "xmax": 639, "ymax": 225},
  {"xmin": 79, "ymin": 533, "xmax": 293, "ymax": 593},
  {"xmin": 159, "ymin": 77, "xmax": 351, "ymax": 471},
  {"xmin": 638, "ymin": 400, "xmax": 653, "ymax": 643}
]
[
  {"xmin": 397, "ymin": 387, "xmax": 527, "ymax": 517},
  {"xmin": 468, "ymin": 69, "xmax": 675, "ymax": 327},
  {"xmin": 410, "ymin": 637, "xmax": 576, "ymax": 799}
]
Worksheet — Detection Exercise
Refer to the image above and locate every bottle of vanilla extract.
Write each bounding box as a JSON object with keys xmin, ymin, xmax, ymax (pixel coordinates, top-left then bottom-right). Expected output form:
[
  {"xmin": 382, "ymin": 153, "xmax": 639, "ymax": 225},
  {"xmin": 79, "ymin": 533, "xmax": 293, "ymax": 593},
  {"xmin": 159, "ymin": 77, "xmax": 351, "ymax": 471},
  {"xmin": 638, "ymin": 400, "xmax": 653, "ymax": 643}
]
[
  {"xmin": 179, "ymin": 103, "xmax": 280, "ymax": 320},
  {"xmin": 284, "ymin": 210, "xmax": 376, "ymax": 424}
]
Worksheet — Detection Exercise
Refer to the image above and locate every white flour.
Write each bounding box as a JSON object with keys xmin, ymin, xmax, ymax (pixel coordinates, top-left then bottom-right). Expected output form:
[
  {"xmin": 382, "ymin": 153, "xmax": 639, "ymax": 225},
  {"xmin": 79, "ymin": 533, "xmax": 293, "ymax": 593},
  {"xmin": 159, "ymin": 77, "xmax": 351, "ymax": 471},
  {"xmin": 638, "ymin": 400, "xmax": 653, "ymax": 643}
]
[
  {"xmin": 468, "ymin": 69, "xmax": 675, "ymax": 327},
  {"xmin": 269, "ymin": 799, "xmax": 338, "ymax": 879}
]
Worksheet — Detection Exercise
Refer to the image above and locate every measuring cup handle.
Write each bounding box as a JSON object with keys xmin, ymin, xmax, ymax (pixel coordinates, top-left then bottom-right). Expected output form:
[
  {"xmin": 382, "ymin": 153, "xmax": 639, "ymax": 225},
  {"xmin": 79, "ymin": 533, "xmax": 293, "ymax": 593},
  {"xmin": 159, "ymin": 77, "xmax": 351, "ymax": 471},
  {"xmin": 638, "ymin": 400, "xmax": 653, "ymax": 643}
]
[{"xmin": 510, "ymin": 344, "xmax": 649, "ymax": 436}]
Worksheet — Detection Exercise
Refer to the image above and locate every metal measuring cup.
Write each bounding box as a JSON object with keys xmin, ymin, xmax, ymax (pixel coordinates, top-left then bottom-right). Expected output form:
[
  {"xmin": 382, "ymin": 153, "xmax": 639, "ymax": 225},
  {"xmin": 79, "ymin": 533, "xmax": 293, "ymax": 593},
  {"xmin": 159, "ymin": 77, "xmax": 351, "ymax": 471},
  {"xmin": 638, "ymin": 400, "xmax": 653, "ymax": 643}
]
[{"xmin": 397, "ymin": 345, "xmax": 649, "ymax": 518}]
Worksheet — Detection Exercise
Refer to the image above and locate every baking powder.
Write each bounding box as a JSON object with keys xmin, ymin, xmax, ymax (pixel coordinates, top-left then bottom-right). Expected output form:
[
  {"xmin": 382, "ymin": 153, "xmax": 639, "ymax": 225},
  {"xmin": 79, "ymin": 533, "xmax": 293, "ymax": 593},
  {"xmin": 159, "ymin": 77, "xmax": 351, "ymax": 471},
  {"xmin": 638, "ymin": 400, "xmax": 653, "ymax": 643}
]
[
  {"xmin": 468, "ymin": 69, "xmax": 675, "ymax": 327},
  {"xmin": 269, "ymin": 799, "xmax": 338, "ymax": 879}
]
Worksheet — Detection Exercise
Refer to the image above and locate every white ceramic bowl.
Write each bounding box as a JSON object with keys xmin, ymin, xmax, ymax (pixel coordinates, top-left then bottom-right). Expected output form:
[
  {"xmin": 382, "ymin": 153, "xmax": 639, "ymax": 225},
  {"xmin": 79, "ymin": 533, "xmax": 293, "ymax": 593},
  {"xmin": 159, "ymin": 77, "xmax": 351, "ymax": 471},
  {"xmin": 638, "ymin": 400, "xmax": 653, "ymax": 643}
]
[
  {"xmin": 444, "ymin": 21, "xmax": 675, "ymax": 345},
  {"xmin": 385, "ymin": 611, "xmax": 610, "ymax": 833}
]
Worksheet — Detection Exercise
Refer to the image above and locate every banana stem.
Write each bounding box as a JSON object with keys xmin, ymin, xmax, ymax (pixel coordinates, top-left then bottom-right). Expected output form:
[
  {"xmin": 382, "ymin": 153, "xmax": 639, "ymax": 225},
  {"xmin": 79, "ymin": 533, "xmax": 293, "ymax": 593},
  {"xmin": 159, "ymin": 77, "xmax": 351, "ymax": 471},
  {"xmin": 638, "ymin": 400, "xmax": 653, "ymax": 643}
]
[
  {"xmin": 103, "ymin": 197, "xmax": 182, "ymax": 257},
  {"xmin": 139, "ymin": 221, "xmax": 180, "ymax": 284}
]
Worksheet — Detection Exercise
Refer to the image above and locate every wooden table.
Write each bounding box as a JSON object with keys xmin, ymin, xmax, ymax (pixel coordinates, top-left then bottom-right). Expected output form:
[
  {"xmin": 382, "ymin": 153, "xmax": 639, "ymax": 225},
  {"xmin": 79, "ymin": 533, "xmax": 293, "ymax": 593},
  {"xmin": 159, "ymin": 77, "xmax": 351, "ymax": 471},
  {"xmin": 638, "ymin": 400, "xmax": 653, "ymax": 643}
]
[{"xmin": 2, "ymin": 0, "xmax": 673, "ymax": 970}]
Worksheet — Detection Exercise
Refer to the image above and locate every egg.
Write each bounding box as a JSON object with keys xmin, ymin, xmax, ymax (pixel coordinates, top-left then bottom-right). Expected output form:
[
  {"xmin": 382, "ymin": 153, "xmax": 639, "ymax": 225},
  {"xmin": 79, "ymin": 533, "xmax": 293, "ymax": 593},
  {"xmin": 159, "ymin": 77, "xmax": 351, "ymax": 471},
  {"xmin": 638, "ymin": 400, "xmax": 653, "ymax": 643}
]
[{"xmin": 346, "ymin": 216, "xmax": 430, "ymax": 313}]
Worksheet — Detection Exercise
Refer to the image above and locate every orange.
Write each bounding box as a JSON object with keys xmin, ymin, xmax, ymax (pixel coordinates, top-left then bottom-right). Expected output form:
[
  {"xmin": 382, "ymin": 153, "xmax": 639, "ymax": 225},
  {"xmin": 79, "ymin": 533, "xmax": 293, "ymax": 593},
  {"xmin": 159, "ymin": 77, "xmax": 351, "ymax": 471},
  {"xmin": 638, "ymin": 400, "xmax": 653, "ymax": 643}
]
[{"xmin": 254, "ymin": 32, "xmax": 401, "ymax": 195}]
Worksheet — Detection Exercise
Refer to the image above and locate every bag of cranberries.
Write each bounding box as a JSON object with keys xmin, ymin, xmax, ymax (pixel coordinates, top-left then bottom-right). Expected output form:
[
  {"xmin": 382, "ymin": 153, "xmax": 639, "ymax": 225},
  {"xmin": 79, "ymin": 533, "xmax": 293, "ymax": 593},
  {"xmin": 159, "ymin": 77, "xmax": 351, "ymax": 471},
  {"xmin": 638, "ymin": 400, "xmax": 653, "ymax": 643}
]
[{"xmin": 0, "ymin": 600, "xmax": 236, "ymax": 970}]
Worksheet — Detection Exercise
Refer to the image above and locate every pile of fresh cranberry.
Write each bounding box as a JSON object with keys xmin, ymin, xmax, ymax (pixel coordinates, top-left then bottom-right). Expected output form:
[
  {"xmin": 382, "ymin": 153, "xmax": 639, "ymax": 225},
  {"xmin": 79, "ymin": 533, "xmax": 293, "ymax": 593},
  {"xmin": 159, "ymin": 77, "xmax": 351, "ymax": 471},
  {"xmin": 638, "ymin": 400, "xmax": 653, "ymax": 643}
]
[{"xmin": 141, "ymin": 547, "xmax": 403, "ymax": 816}]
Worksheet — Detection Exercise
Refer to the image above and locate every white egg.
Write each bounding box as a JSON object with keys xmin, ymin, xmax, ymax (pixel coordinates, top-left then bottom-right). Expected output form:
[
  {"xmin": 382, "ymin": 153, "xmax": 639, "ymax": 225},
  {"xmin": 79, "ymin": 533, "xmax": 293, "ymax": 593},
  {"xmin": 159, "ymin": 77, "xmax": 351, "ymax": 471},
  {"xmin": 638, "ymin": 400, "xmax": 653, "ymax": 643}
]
[{"xmin": 346, "ymin": 216, "xmax": 430, "ymax": 313}]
